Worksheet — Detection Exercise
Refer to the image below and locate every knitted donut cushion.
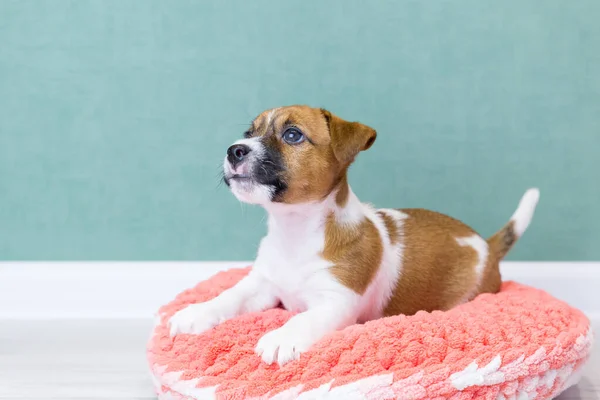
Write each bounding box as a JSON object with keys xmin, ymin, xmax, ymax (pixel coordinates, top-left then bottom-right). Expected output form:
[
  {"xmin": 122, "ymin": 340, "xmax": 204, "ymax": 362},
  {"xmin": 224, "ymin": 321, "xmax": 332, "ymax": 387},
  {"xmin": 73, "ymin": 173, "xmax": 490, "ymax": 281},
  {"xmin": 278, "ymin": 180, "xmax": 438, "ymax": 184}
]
[{"xmin": 147, "ymin": 267, "xmax": 593, "ymax": 400}]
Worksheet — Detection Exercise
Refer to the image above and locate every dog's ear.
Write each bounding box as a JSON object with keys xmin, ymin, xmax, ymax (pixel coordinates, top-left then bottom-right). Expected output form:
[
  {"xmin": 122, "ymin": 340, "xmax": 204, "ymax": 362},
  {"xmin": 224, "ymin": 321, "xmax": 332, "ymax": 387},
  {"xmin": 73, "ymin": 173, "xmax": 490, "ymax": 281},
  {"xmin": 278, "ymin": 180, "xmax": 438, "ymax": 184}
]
[{"xmin": 320, "ymin": 109, "xmax": 377, "ymax": 164}]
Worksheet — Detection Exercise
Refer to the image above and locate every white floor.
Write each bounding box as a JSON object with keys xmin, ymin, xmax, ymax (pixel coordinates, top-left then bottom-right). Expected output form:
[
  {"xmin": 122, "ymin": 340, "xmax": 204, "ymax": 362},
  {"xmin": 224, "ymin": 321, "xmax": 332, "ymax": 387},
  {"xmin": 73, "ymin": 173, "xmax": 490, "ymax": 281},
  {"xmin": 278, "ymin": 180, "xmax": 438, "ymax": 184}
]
[{"xmin": 0, "ymin": 319, "xmax": 598, "ymax": 400}]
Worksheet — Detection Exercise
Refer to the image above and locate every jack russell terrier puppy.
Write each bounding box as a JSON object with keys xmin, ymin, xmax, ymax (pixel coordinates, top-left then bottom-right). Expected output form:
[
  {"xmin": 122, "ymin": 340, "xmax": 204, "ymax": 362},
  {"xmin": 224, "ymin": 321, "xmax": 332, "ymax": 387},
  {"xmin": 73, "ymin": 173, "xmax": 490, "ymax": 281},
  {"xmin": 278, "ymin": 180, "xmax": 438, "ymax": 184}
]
[{"xmin": 169, "ymin": 105, "xmax": 540, "ymax": 366}]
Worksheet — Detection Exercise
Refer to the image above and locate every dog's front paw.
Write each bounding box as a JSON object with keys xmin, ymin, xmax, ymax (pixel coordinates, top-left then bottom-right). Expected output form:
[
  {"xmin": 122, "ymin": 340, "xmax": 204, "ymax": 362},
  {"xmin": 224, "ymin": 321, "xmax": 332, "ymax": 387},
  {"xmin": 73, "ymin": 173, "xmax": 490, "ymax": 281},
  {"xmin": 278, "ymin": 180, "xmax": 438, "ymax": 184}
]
[
  {"xmin": 255, "ymin": 326, "xmax": 314, "ymax": 366},
  {"xmin": 169, "ymin": 303, "xmax": 222, "ymax": 336}
]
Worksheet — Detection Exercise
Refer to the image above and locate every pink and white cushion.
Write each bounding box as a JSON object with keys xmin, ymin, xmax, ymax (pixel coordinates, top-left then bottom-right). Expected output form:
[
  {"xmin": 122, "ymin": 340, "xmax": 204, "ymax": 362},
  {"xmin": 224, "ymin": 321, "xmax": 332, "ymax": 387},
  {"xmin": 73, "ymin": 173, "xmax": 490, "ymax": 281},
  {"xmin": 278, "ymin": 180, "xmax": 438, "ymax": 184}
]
[{"xmin": 147, "ymin": 267, "xmax": 593, "ymax": 400}]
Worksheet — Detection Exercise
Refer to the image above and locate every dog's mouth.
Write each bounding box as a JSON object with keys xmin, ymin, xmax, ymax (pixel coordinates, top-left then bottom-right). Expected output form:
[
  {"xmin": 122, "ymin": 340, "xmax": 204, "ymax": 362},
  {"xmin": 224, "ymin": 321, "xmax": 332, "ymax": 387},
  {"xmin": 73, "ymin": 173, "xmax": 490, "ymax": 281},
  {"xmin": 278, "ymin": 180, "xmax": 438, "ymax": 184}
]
[
  {"xmin": 229, "ymin": 174, "xmax": 252, "ymax": 181},
  {"xmin": 223, "ymin": 172, "xmax": 255, "ymax": 188},
  {"xmin": 226, "ymin": 174, "xmax": 254, "ymax": 185}
]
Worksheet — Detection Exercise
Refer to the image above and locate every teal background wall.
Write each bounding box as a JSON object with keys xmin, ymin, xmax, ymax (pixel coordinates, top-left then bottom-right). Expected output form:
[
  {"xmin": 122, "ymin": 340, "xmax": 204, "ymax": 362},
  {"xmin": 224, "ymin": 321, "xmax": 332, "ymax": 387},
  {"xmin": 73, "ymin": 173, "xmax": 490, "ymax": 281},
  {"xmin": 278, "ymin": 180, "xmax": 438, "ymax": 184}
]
[{"xmin": 1, "ymin": 0, "xmax": 598, "ymax": 261}]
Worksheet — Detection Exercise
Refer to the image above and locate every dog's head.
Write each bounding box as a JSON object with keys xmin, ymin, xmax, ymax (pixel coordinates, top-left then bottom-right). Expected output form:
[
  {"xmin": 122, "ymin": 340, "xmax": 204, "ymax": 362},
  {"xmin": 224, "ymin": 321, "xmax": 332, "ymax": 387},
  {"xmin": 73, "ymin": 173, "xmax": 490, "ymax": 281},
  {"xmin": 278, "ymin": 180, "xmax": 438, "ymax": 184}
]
[{"xmin": 223, "ymin": 105, "xmax": 377, "ymax": 206}]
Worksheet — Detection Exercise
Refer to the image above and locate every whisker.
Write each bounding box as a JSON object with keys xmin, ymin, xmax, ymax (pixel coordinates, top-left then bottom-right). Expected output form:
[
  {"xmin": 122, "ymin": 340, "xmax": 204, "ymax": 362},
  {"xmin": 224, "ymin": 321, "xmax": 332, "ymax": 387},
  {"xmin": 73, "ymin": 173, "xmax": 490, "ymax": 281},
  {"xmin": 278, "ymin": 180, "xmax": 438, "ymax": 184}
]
[
  {"xmin": 260, "ymin": 165, "xmax": 270, "ymax": 178},
  {"xmin": 261, "ymin": 159, "xmax": 276, "ymax": 166}
]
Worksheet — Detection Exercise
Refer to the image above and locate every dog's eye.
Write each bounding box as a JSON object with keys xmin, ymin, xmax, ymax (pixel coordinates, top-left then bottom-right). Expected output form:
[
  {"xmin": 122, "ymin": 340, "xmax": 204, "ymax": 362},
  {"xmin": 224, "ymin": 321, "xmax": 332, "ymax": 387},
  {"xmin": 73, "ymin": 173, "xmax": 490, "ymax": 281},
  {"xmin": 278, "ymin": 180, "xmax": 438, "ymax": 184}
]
[
  {"xmin": 282, "ymin": 128, "xmax": 305, "ymax": 144},
  {"xmin": 243, "ymin": 130, "xmax": 252, "ymax": 138}
]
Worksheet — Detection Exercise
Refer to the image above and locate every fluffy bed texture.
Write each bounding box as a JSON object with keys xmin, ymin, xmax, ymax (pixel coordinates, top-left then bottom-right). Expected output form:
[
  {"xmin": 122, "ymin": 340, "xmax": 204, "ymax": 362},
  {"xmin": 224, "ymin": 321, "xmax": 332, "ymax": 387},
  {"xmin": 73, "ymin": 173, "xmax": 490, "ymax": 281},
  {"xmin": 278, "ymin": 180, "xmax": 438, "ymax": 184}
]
[{"xmin": 147, "ymin": 267, "xmax": 593, "ymax": 400}]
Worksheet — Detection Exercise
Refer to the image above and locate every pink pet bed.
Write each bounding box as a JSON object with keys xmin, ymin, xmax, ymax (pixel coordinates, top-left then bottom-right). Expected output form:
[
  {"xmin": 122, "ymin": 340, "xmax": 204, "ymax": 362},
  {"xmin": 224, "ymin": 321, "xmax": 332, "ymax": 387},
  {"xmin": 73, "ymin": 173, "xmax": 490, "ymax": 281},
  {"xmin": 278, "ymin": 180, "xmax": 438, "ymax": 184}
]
[{"xmin": 147, "ymin": 267, "xmax": 593, "ymax": 400}]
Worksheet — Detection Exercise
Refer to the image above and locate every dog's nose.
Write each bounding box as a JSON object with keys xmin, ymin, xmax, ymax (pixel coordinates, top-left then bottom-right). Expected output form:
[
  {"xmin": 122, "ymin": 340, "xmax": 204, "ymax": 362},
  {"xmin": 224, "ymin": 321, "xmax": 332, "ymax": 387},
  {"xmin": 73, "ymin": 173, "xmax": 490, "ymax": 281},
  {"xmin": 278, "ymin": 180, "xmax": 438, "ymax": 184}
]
[{"xmin": 227, "ymin": 144, "xmax": 251, "ymax": 169}]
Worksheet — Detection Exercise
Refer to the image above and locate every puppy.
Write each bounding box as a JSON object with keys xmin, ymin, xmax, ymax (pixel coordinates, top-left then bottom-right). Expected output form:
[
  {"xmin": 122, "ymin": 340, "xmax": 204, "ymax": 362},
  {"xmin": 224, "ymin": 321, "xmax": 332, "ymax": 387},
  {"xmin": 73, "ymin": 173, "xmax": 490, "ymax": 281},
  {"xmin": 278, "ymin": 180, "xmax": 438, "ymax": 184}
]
[{"xmin": 169, "ymin": 105, "xmax": 540, "ymax": 366}]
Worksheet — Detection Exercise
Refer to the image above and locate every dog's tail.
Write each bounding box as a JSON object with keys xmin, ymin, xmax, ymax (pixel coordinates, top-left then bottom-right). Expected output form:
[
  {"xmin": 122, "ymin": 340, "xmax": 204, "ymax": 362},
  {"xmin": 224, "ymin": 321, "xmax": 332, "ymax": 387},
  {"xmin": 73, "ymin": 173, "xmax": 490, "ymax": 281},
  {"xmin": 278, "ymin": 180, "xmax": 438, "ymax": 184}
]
[{"xmin": 487, "ymin": 188, "xmax": 540, "ymax": 261}]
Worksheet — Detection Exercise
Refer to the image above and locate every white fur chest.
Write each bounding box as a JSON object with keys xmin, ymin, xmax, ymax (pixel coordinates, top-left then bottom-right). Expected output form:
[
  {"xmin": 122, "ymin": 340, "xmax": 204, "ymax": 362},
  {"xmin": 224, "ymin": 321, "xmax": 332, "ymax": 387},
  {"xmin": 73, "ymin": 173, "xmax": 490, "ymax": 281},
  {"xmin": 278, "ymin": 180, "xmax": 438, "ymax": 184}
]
[{"xmin": 253, "ymin": 208, "xmax": 336, "ymax": 313}]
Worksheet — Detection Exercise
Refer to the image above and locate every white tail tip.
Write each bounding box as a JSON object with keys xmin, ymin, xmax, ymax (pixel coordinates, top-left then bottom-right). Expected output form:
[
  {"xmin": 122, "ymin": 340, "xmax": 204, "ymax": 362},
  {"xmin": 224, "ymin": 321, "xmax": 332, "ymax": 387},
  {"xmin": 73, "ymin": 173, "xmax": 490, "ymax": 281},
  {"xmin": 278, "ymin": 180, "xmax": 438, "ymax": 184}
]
[{"xmin": 510, "ymin": 188, "xmax": 540, "ymax": 237}]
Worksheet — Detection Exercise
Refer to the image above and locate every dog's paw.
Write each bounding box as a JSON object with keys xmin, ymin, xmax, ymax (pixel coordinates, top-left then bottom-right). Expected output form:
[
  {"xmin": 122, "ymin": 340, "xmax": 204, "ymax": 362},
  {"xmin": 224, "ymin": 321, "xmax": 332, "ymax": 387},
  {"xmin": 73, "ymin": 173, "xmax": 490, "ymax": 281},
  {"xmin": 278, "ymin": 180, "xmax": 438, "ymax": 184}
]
[
  {"xmin": 168, "ymin": 303, "xmax": 221, "ymax": 336},
  {"xmin": 255, "ymin": 326, "xmax": 313, "ymax": 366}
]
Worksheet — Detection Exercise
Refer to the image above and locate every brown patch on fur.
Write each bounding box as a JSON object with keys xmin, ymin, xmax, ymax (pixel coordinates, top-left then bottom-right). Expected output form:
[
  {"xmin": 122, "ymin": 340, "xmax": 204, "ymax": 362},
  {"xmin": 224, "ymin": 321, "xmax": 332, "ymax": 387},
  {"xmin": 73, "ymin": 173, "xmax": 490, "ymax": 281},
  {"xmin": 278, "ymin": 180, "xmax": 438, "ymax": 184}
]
[
  {"xmin": 253, "ymin": 106, "xmax": 340, "ymax": 204},
  {"xmin": 477, "ymin": 258, "xmax": 502, "ymax": 294},
  {"xmin": 323, "ymin": 214, "xmax": 383, "ymax": 294},
  {"xmin": 476, "ymin": 220, "xmax": 517, "ymax": 295},
  {"xmin": 320, "ymin": 109, "xmax": 377, "ymax": 164},
  {"xmin": 334, "ymin": 175, "xmax": 349, "ymax": 207},
  {"xmin": 249, "ymin": 106, "xmax": 376, "ymax": 204},
  {"xmin": 487, "ymin": 220, "xmax": 517, "ymax": 261},
  {"xmin": 377, "ymin": 210, "xmax": 400, "ymax": 245},
  {"xmin": 383, "ymin": 209, "xmax": 500, "ymax": 317}
]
